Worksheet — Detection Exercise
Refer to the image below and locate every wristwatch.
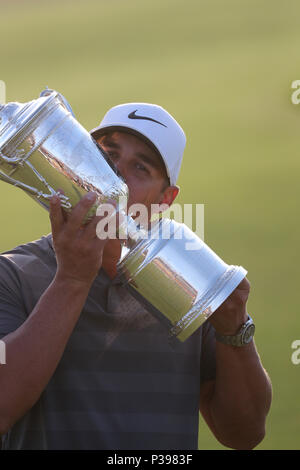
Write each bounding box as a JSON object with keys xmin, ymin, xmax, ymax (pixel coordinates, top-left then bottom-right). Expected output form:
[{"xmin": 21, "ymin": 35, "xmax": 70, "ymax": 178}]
[{"xmin": 215, "ymin": 315, "xmax": 255, "ymax": 347}]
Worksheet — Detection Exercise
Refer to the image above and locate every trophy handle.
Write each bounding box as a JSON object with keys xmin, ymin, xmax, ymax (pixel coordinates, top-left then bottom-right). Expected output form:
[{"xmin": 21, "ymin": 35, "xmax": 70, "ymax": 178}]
[
  {"xmin": 0, "ymin": 168, "xmax": 71, "ymax": 209},
  {"xmin": 0, "ymin": 168, "xmax": 43, "ymax": 195},
  {"xmin": 0, "ymin": 148, "xmax": 26, "ymax": 164},
  {"xmin": 40, "ymin": 87, "xmax": 75, "ymax": 118}
]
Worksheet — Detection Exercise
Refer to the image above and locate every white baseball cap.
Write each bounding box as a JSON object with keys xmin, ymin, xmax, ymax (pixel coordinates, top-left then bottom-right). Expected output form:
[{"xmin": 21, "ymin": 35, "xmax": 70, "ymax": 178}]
[{"xmin": 90, "ymin": 103, "xmax": 186, "ymax": 186}]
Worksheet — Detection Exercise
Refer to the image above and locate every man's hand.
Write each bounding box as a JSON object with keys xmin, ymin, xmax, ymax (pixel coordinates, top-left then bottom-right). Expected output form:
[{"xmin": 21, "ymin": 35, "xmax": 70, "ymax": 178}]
[
  {"xmin": 208, "ymin": 277, "xmax": 250, "ymax": 335},
  {"xmin": 49, "ymin": 192, "xmax": 113, "ymax": 287}
]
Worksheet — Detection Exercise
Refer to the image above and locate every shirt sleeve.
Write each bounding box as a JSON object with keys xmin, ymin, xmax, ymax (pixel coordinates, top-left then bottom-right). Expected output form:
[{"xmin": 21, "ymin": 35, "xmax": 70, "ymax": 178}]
[
  {"xmin": 200, "ymin": 320, "xmax": 216, "ymax": 384},
  {"xmin": 0, "ymin": 255, "xmax": 27, "ymax": 340}
]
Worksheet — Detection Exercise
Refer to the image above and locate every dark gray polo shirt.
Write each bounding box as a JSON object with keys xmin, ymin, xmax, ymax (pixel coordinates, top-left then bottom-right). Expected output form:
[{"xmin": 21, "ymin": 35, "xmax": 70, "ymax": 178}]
[{"xmin": 0, "ymin": 235, "xmax": 216, "ymax": 450}]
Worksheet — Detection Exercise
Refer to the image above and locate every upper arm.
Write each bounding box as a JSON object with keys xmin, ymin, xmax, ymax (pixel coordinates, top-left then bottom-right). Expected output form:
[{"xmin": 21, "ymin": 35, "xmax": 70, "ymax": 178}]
[
  {"xmin": 199, "ymin": 379, "xmax": 222, "ymax": 443},
  {"xmin": 199, "ymin": 378, "xmax": 214, "ymax": 422},
  {"xmin": 198, "ymin": 321, "xmax": 218, "ymax": 438},
  {"xmin": 200, "ymin": 321, "xmax": 216, "ymax": 384}
]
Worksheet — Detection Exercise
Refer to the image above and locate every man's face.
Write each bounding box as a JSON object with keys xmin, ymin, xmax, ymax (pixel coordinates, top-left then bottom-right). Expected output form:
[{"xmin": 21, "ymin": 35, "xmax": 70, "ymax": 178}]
[{"xmin": 97, "ymin": 131, "xmax": 178, "ymax": 222}]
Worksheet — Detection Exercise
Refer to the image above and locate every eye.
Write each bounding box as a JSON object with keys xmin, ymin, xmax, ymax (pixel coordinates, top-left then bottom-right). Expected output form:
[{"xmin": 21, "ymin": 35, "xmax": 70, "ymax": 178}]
[
  {"xmin": 107, "ymin": 151, "xmax": 118, "ymax": 160},
  {"xmin": 135, "ymin": 162, "xmax": 149, "ymax": 173}
]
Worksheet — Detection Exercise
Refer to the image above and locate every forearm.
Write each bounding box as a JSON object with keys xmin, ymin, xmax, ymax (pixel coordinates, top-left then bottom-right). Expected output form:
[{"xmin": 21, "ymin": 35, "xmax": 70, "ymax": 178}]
[
  {"xmin": 208, "ymin": 340, "xmax": 272, "ymax": 449},
  {"xmin": 0, "ymin": 274, "xmax": 91, "ymax": 434}
]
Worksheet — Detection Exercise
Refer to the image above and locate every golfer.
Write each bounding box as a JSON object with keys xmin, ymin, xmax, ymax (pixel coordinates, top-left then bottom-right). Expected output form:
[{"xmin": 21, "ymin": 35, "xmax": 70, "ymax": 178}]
[{"xmin": 0, "ymin": 103, "xmax": 272, "ymax": 450}]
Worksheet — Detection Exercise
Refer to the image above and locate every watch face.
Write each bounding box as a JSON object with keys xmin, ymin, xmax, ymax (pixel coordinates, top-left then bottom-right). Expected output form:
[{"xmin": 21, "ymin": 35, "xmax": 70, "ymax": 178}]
[{"xmin": 242, "ymin": 324, "xmax": 255, "ymax": 344}]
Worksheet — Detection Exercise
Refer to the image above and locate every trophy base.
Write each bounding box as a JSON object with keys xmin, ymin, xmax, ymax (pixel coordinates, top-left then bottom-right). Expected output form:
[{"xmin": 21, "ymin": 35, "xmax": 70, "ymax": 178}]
[{"xmin": 169, "ymin": 265, "xmax": 247, "ymax": 342}]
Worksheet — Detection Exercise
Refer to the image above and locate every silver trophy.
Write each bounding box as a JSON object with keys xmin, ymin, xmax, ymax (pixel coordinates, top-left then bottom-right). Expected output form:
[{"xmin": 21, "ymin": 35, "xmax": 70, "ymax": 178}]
[{"xmin": 0, "ymin": 88, "xmax": 247, "ymax": 342}]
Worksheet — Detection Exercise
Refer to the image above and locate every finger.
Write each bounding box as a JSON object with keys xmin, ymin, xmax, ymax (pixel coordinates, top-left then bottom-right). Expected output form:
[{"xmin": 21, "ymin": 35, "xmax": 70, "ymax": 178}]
[
  {"xmin": 49, "ymin": 195, "xmax": 65, "ymax": 237},
  {"xmin": 65, "ymin": 192, "xmax": 97, "ymax": 236},
  {"xmin": 82, "ymin": 202, "xmax": 117, "ymax": 241},
  {"xmin": 80, "ymin": 213, "xmax": 106, "ymax": 240},
  {"xmin": 94, "ymin": 201, "xmax": 119, "ymax": 241},
  {"xmin": 56, "ymin": 189, "xmax": 69, "ymax": 223},
  {"xmin": 236, "ymin": 277, "xmax": 251, "ymax": 292}
]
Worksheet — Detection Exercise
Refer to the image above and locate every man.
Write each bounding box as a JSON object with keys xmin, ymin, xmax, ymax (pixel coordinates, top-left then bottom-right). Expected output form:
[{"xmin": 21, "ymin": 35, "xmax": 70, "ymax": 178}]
[{"xmin": 0, "ymin": 103, "xmax": 272, "ymax": 450}]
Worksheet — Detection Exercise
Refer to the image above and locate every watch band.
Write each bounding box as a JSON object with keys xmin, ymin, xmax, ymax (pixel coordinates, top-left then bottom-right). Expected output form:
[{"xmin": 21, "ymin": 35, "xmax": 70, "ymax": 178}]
[{"xmin": 215, "ymin": 315, "xmax": 255, "ymax": 347}]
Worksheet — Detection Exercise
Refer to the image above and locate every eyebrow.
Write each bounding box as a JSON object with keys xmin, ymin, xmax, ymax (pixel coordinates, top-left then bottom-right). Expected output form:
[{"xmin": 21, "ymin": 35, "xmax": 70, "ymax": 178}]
[
  {"xmin": 100, "ymin": 137, "xmax": 120, "ymax": 150},
  {"xmin": 135, "ymin": 152, "xmax": 161, "ymax": 170}
]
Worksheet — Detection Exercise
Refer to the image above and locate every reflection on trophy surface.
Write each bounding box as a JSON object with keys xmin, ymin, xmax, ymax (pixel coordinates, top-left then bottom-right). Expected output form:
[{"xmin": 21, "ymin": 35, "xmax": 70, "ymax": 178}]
[{"xmin": 0, "ymin": 88, "xmax": 247, "ymax": 342}]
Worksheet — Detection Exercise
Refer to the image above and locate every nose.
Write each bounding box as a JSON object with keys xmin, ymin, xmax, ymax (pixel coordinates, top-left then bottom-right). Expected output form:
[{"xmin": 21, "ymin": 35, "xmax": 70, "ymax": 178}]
[{"xmin": 113, "ymin": 158, "xmax": 127, "ymax": 183}]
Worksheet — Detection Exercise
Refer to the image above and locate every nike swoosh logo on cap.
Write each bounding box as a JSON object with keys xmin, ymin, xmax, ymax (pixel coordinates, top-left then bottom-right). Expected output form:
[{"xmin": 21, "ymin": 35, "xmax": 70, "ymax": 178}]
[{"xmin": 128, "ymin": 110, "xmax": 167, "ymax": 128}]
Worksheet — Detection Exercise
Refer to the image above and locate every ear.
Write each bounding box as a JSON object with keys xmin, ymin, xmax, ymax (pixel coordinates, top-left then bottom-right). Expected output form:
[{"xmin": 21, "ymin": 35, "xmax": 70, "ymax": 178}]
[{"xmin": 158, "ymin": 185, "xmax": 180, "ymax": 209}]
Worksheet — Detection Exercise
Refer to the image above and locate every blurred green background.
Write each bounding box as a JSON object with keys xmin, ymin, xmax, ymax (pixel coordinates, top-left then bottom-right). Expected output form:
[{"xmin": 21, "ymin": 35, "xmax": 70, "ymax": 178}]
[{"xmin": 0, "ymin": 0, "xmax": 299, "ymax": 450}]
